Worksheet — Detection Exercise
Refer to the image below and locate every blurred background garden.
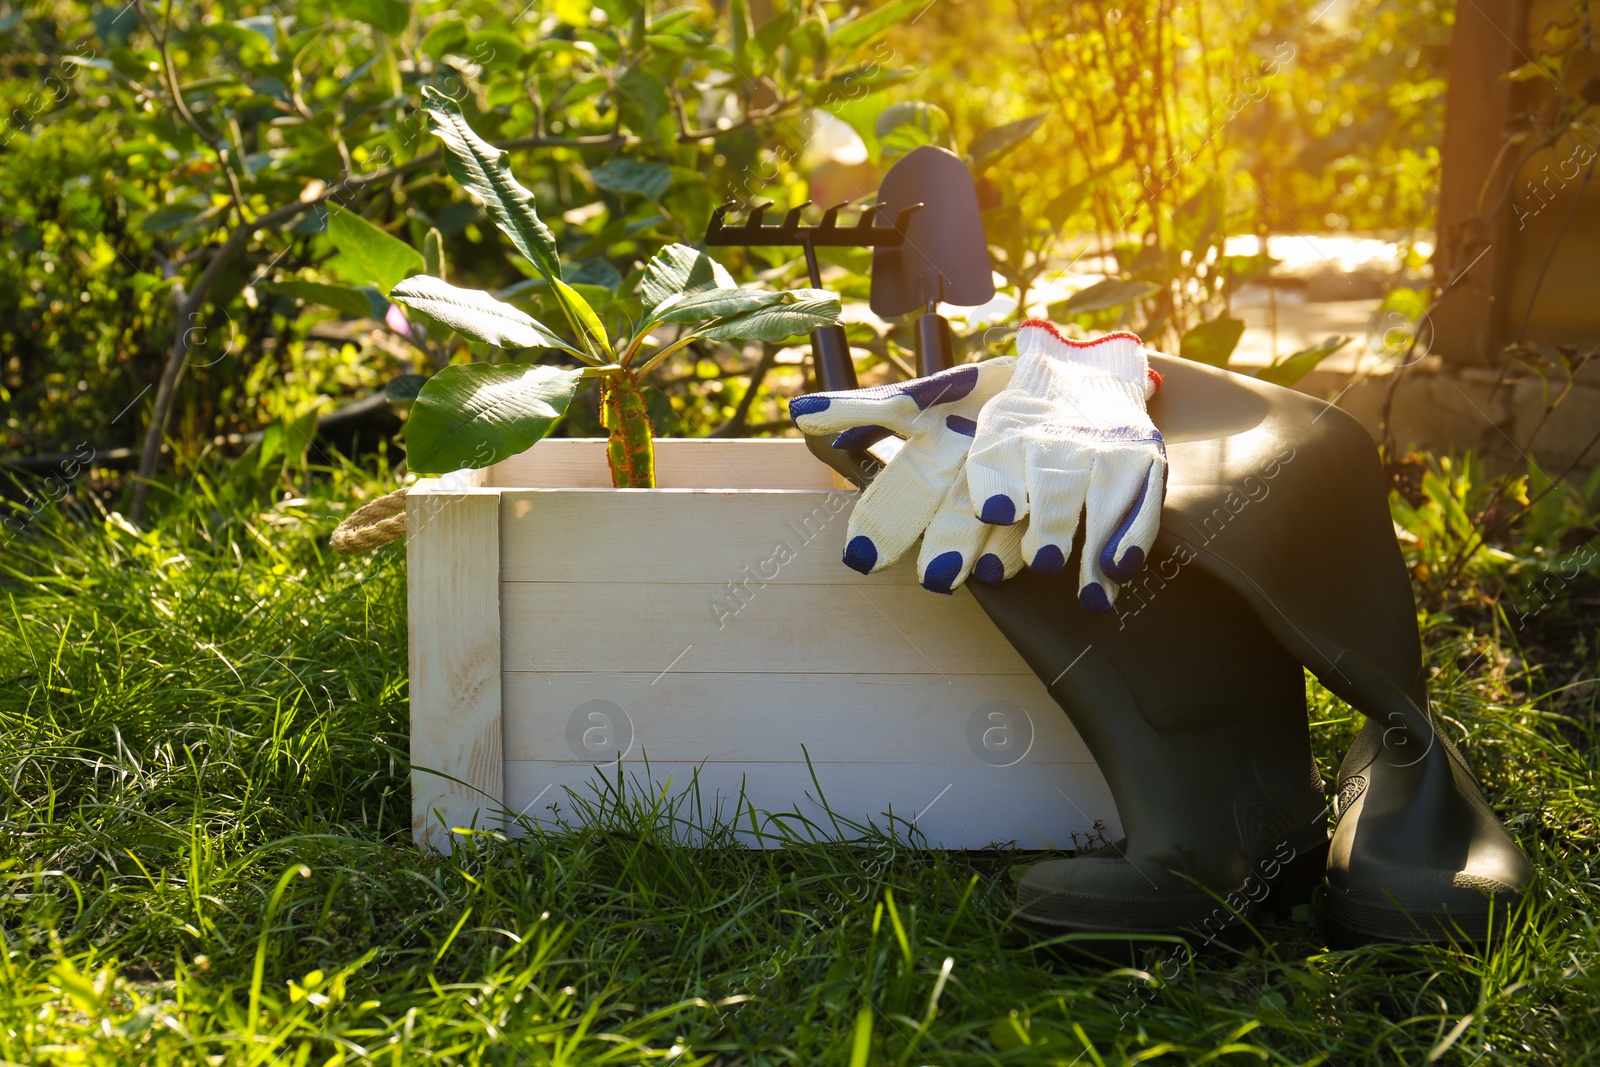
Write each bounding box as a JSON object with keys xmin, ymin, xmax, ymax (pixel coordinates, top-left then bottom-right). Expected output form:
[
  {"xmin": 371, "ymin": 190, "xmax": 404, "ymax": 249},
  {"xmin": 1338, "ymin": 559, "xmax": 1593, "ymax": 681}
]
[{"xmin": 2, "ymin": 0, "xmax": 1599, "ymax": 1062}]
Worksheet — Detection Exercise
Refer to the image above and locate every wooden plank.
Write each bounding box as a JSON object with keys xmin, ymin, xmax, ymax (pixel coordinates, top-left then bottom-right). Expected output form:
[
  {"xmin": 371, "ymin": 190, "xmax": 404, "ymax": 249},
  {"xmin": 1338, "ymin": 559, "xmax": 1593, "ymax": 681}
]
[
  {"xmin": 499, "ymin": 580, "xmax": 1035, "ymax": 675},
  {"xmin": 487, "ymin": 438, "xmax": 836, "ymax": 490},
  {"xmin": 499, "ymin": 489, "xmax": 910, "ymax": 585},
  {"xmin": 407, "ymin": 480, "xmax": 504, "ymax": 850},
  {"xmin": 502, "ymin": 759, "xmax": 1118, "ymax": 850},
  {"xmin": 502, "ymin": 671, "xmax": 1092, "ymax": 764}
]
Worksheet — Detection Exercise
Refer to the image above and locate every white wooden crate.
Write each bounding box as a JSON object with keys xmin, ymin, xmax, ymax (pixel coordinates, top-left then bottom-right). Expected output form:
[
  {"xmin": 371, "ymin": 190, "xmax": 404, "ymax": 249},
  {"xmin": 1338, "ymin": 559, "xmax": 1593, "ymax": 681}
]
[{"xmin": 407, "ymin": 438, "xmax": 1116, "ymax": 851}]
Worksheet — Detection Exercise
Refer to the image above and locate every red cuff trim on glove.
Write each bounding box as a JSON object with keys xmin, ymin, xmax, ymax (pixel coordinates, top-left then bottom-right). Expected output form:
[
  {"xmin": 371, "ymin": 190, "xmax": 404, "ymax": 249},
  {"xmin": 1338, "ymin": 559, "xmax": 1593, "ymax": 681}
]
[
  {"xmin": 1018, "ymin": 318, "xmax": 1162, "ymax": 395},
  {"xmin": 1019, "ymin": 319, "xmax": 1141, "ymax": 348}
]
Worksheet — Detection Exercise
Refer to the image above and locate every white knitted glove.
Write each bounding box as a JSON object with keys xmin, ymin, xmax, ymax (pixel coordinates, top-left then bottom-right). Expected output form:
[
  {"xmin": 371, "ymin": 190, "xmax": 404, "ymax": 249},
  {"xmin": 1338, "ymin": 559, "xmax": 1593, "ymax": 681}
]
[
  {"xmin": 788, "ymin": 359, "xmax": 1028, "ymax": 593},
  {"xmin": 966, "ymin": 320, "xmax": 1165, "ymax": 612}
]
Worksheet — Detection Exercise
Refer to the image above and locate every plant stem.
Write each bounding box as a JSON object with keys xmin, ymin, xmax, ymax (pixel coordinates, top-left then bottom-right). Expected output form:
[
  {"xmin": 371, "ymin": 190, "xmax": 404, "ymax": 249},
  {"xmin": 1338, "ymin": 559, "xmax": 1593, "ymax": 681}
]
[{"xmin": 600, "ymin": 375, "xmax": 656, "ymax": 488}]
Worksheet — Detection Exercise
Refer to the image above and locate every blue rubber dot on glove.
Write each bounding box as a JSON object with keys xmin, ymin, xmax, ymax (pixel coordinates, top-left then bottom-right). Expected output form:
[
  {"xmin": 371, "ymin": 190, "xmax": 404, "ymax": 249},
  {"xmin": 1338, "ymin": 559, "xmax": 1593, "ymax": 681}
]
[
  {"xmin": 1100, "ymin": 471, "xmax": 1152, "ymax": 581},
  {"xmin": 1102, "ymin": 544, "xmax": 1145, "ymax": 583},
  {"xmin": 900, "ymin": 365, "xmax": 979, "ymax": 409},
  {"xmin": 1079, "ymin": 583, "xmax": 1112, "ymax": 614},
  {"xmin": 980, "ymin": 494, "xmax": 1017, "ymax": 526},
  {"xmin": 788, "ymin": 394, "xmax": 832, "ymax": 418},
  {"xmin": 843, "ymin": 535, "xmax": 878, "ymax": 574},
  {"xmin": 1031, "ymin": 544, "xmax": 1065, "ymax": 575},
  {"xmin": 945, "ymin": 414, "xmax": 977, "ymax": 437},
  {"xmin": 831, "ymin": 424, "xmax": 892, "ymax": 452},
  {"xmin": 921, "ymin": 550, "xmax": 963, "ymax": 595},
  {"xmin": 973, "ymin": 553, "xmax": 1005, "ymax": 584}
]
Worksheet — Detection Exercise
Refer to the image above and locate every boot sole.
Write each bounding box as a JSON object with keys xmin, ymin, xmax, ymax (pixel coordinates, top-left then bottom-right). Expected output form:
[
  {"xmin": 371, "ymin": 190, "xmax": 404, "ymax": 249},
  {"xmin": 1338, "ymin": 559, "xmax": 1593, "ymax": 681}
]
[
  {"xmin": 1015, "ymin": 835, "xmax": 1328, "ymax": 937},
  {"xmin": 1322, "ymin": 880, "xmax": 1522, "ymax": 948}
]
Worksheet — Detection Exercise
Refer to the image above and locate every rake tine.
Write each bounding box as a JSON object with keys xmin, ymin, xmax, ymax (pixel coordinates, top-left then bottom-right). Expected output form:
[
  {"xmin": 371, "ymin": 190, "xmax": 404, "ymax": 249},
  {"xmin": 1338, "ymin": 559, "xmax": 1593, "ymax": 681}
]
[
  {"xmin": 708, "ymin": 201, "xmax": 736, "ymax": 234},
  {"xmin": 852, "ymin": 203, "xmax": 893, "ymax": 237},
  {"xmin": 890, "ymin": 202, "xmax": 925, "ymax": 237},
  {"xmin": 819, "ymin": 202, "xmax": 850, "ymax": 230},
  {"xmin": 743, "ymin": 201, "xmax": 773, "ymax": 232},
  {"xmin": 778, "ymin": 201, "xmax": 813, "ymax": 241}
]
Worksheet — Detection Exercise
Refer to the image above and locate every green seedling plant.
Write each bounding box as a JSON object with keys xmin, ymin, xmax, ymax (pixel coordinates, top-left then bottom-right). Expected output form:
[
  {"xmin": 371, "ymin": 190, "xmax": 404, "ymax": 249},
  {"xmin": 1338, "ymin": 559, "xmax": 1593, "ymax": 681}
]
[{"xmin": 386, "ymin": 88, "xmax": 840, "ymax": 487}]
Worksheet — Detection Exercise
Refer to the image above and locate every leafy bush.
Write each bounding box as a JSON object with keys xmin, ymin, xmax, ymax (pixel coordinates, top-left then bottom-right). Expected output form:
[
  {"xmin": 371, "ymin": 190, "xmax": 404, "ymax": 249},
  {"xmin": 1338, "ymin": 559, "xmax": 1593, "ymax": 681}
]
[{"xmin": 0, "ymin": 0, "xmax": 916, "ymax": 485}]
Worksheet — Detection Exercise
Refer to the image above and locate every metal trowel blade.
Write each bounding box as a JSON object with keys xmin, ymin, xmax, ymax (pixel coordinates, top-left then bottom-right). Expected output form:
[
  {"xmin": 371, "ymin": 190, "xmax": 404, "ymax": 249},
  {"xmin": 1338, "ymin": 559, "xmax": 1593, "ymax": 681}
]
[{"xmin": 870, "ymin": 145, "xmax": 996, "ymax": 318}]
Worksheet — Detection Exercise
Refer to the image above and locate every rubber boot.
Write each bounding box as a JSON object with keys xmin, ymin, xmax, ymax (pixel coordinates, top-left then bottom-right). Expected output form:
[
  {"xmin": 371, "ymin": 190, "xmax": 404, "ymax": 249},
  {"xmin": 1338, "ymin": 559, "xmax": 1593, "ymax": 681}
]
[
  {"xmin": 981, "ymin": 553, "xmax": 1330, "ymax": 936},
  {"xmin": 808, "ymin": 436, "xmax": 1328, "ymax": 937},
  {"xmin": 1137, "ymin": 356, "xmax": 1532, "ymax": 945},
  {"xmin": 803, "ymin": 352, "xmax": 1532, "ymax": 945}
]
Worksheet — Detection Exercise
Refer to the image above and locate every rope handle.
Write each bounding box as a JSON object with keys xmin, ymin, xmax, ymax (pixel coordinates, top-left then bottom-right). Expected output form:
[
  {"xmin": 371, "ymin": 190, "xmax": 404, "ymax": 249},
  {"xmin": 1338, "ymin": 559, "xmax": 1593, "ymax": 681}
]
[{"xmin": 331, "ymin": 487, "xmax": 408, "ymax": 554}]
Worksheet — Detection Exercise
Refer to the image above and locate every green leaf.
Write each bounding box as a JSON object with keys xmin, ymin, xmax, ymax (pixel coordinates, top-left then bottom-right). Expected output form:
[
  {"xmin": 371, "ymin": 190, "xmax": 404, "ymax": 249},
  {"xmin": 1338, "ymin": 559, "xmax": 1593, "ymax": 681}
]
[
  {"xmin": 140, "ymin": 202, "xmax": 209, "ymax": 234},
  {"xmin": 346, "ymin": 0, "xmax": 409, "ymax": 33},
  {"xmin": 553, "ymin": 278, "xmax": 612, "ymax": 358},
  {"xmin": 969, "ymin": 113, "xmax": 1045, "ymax": 171},
  {"xmin": 639, "ymin": 244, "xmax": 736, "ymax": 317},
  {"xmin": 639, "ymin": 287, "xmax": 796, "ymax": 337},
  {"xmin": 1179, "ymin": 315, "xmax": 1247, "ymax": 368},
  {"xmin": 731, "ymin": 0, "xmax": 750, "ymax": 67},
  {"xmin": 468, "ymin": 29, "xmax": 529, "ymax": 70},
  {"xmin": 282, "ymin": 406, "xmax": 320, "ymax": 471},
  {"xmin": 388, "ymin": 275, "xmax": 585, "ymax": 354},
  {"xmin": 423, "ymin": 227, "xmax": 446, "ymax": 282},
  {"xmin": 419, "ymin": 20, "xmax": 468, "ymax": 59},
  {"xmin": 405, "ymin": 363, "xmax": 585, "ymax": 475},
  {"xmin": 1172, "ymin": 180, "xmax": 1220, "ymax": 253},
  {"xmin": 291, "ymin": 204, "xmax": 329, "ymax": 235},
  {"xmin": 814, "ymin": 65, "xmax": 916, "ymax": 102},
  {"xmin": 1043, "ymin": 164, "xmax": 1116, "ymax": 228},
  {"xmin": 355, "ymin": 286, "xmax": 391, "ymax": 319},
  {"xmin": 261, "ymin": 280, "xmax": 377, "ymax": 319},
  {"xmin": 751, "ymin": 8, "xmax": 798, "ymax": 59},
  {"xmin": 1058, "ymin": 278, "xmax": 1161, "ymax": 316},
  {"xmin": 217, "ymin": 16, "xmax": 277, "ymax": 53},
  {"xmin": 326, "ymin": 206, "xmax": 424, "ymax": 294},
  {"xmin": 591, "ymin": 158, "xmax": 673, "ymax": 201},
  {"xmin": 617, "ymin": 68, "xmax": 670, "ymax": 135},
  {"xmin": 790, "ymin": 16, "xmax": 826, "ymax": 73},
  {"xmin": 419, "ymin": 86, "xmax": 562, "ymax": 282},
  {"xmin": 565, "ymin": 258, "xmax": 622, "ymax": 291},
  {"xmin": 876, "ymin": 101, "xmax": 951, "ymax": 159},
  {"xmin": 574, "ymin": 26, "xmax": 623, "ymax": 62},
  {"xmin": 696, "ymin": 290, "xmax": 840, "ymax": 342},
  {"xmin": 385, "ymin": 373, "xmax": 429, "ymax": 404},
  {"xmin": 829, "ymin": 0, "xmax": 923, "ymax": 48},
  {"xmin": 1254, "ymin": 335, "xmax": 1351, "ymax": 387},
  {"xmin": 418, "ymin": 87, "xmax": 601, "ymax": 351},
  {"xmin": 644, "ymin": 32, "xmax": 720, "ymax": 58}
]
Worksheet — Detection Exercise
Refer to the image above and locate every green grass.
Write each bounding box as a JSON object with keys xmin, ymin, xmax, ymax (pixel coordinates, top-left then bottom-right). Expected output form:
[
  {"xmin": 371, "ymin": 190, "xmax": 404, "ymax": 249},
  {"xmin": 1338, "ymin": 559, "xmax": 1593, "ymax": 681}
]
[{"xmin": 0, "ymin": 468, "xmax": 1597, "ymax": 1065}]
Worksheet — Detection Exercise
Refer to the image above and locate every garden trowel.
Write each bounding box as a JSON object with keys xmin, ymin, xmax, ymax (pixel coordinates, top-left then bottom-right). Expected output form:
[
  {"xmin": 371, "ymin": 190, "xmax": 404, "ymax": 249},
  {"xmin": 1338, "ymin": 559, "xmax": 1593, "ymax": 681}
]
[{"xmin": 870, "ymin": 145, "xmax": 995, "ymax": 375}]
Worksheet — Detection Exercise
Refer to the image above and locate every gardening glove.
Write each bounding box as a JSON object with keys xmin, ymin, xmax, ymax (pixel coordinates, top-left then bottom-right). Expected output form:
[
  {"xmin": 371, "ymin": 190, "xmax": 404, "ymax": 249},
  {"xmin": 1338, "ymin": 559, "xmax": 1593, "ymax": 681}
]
[
  {"xmin": 789, "ymin": 359, "xmax": 1028, "ymax": 593},
  {"xmin": 966, "ymin": 320, "xmax": 1165, "ymax": 613}
]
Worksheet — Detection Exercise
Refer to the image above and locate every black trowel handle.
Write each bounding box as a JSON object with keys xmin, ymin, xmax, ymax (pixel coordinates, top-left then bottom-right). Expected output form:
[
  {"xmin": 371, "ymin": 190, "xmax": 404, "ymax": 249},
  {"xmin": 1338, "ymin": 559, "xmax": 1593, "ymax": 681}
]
[
  {"xmin": 810, "ymin": 324, "xmax": 857, "ymax": 391},
  {"xmin": 915, "ymin": 311, "xmax": 954, "ymax": 376}
]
